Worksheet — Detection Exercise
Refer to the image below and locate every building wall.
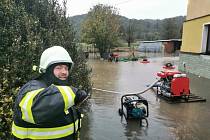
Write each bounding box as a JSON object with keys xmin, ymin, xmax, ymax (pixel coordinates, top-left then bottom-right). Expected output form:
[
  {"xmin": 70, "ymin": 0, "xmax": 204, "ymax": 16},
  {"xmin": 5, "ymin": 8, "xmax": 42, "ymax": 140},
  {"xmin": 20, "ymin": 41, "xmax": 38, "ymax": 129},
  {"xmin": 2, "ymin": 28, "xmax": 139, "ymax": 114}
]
[
  {"xmin": 179, "ymin": 53, "xmax": 210, "ymax": 78},
  {"xmin": 181, "ymin": 15, "xmax": 210, "ymax": 53},
  {"xmin": 179, "ymin": 0, "xmax": 210, "ymax": 79},
  {"xmin": 187, "ymin": 0, "xmax": 210, "ymax": 20},
  {"xmin": 138, "ymin": 42, "xmax": 162, "ymax": 52},
  {"xmin": 163, "ymin": 42, "xmax": 174, "ymax": 53}
]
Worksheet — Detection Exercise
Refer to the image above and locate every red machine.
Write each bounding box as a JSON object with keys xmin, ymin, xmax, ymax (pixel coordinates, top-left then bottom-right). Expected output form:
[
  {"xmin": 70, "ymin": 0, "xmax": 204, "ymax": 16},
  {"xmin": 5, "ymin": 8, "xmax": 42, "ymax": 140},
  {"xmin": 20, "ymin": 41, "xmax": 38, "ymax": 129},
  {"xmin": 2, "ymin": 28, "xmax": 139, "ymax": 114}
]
[
  {"xmin": 154, "ymin": 70, "xmax": 206, "ymax": 102},
  {"xmin": 140, "ymin": 58, "xmax": 150, "ymax": 64},
  {"xmin": 162, "ymin": 63, "xmax": 175, "ymax": 69},
  {"xmin": 108, "ymin": 53, "xmax": 119, "ymax": 62},
  {"xmin": 157, "ymin": 71, "xmax": 190, "ymax": 97}
]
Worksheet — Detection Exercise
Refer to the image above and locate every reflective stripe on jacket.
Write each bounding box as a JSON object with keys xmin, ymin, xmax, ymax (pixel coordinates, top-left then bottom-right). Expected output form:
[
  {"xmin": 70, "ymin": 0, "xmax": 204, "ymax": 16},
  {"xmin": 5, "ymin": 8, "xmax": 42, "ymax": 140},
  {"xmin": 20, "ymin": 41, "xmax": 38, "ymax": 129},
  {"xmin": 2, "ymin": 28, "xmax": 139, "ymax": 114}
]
[
  {"xmin": 12, "ymin": 80, "xmax": 83, "ymax": 139},
  {"xmin": 12, "ymin": 120, "xmax": 79, "ymax": 139}
]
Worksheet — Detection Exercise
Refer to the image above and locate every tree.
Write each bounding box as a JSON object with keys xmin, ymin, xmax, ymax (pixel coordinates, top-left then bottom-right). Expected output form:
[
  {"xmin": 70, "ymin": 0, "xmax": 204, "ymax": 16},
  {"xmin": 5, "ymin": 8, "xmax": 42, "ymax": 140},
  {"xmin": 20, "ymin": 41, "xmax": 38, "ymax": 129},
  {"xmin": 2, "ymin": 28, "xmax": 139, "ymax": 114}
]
[
  {"xmin": 0, "ymin": 0, "xmax": 91, "ymax": 138},
  {"xmin": 120, "ymin": 19, "xmax": 136, "ymax": 48},
  {"xmin": 161, "ymin": 18, "xmax": 178, "ymax": 39},
  {"xmin": 14, "ymin": 0, "xmax": 91, "ymax": 91},
  {"xmin": 0, "ymin": 0, "xmax": 42, "ymax": 138},
  {"xmin": 81, "ymin": 4, "xmax": 120, "ymax": 58}
]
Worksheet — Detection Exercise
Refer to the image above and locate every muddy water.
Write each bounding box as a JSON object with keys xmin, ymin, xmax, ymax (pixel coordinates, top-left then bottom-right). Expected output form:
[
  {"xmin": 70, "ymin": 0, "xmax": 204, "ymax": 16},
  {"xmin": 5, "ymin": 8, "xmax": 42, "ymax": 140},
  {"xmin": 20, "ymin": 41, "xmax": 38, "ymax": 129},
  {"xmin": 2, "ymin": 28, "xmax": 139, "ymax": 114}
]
[{"xmin": 80, "ymin": 57, "xmax": 210, "ymax": 140}]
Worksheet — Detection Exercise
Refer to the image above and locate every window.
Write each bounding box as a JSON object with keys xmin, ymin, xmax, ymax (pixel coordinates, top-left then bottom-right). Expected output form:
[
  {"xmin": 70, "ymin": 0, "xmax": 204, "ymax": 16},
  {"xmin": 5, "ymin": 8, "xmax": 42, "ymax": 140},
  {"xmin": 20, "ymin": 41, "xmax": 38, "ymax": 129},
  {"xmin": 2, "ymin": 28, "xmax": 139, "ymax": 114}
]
[
  {"xmin": 202, "ymin": 23, "xmax": 210, "ymax": 55},
  {"xmin": 206, "ymin": 25, "xmax": 210, "ymax": 54}
]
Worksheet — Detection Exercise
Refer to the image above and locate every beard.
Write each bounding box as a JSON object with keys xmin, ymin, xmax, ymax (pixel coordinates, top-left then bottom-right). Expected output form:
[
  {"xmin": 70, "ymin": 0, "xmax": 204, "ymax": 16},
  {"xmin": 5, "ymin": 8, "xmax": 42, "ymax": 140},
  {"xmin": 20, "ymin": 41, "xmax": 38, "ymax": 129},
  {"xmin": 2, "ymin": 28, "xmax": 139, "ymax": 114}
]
[{"xmin": 41, "ymin": 63, "xmax": 70, "ymax": 86}]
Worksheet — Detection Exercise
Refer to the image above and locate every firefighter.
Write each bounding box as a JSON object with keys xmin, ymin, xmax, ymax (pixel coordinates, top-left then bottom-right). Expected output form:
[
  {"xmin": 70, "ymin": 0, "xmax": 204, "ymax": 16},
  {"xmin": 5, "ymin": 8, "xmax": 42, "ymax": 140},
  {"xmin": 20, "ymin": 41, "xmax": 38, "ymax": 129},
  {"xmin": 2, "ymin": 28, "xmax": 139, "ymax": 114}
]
[{"xmin": 12, "ymin": 46, "xmax": 88, "ymax": 140}]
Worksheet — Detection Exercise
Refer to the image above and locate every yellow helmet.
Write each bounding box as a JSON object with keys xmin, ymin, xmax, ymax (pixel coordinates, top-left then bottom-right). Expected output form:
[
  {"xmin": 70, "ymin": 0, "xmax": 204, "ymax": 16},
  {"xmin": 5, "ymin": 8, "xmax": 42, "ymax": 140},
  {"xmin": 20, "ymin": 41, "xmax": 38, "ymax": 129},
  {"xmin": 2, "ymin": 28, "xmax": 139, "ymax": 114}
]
[{"xmin": 39, "ymin": 46, "xmax": 73, "ymax": 73}]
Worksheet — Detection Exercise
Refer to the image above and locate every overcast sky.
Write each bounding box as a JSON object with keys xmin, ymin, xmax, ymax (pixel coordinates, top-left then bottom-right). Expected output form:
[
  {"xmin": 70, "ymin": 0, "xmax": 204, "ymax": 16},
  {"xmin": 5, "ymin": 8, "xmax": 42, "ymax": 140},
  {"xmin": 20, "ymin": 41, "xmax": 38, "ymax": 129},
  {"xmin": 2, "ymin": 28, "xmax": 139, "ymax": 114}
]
[{"xmin": 62, "ymin": 0, "xmax": 188, "ymax": 19}]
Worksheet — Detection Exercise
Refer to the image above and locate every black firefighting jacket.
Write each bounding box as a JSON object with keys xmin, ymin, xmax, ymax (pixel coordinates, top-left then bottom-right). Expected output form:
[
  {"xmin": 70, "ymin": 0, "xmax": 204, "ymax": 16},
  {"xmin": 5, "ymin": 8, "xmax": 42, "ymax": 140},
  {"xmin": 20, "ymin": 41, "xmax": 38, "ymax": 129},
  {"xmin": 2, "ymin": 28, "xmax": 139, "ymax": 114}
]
[{"xmin": 12, "ymin": 79, "xmax": 87, "ymax": 139}]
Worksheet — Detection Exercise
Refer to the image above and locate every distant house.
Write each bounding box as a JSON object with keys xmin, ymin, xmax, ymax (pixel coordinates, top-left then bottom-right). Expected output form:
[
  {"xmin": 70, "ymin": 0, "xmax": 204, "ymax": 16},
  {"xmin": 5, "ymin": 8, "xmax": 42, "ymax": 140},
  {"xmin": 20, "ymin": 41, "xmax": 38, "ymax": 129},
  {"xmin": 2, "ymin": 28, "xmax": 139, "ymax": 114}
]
[
  {"xmin": 139, "ymin": 41, "xmax": 162, "ymax": 52},
  {"xmin": 138, "ymin": 39, "xmax": 181, "ymax": 55},
  {"xmin": 178, "ymin": 0, "xmax": 210, "ymax": 78}
]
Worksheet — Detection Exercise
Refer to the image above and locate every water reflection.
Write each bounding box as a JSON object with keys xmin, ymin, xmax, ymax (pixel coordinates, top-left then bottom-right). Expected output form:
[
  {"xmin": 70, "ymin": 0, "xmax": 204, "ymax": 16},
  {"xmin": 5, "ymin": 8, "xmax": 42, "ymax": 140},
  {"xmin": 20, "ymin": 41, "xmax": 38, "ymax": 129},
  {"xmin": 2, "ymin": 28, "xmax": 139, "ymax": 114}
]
[{"xmin": 81, "ymin": 56, "xmax": 210, "ymax": 140}]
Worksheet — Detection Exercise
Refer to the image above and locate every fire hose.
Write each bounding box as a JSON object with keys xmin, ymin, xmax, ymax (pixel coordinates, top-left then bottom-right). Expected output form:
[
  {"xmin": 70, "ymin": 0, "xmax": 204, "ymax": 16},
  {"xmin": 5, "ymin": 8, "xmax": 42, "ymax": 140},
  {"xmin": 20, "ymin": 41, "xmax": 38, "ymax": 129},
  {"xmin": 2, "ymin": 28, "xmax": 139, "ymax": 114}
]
[
  {"xmin": 77, "ymin": 80, "xmax": 159, "ymax": 107},
  {"xmin": 92, "ymin": 79, "xmax": 159, "ymax": 95}
]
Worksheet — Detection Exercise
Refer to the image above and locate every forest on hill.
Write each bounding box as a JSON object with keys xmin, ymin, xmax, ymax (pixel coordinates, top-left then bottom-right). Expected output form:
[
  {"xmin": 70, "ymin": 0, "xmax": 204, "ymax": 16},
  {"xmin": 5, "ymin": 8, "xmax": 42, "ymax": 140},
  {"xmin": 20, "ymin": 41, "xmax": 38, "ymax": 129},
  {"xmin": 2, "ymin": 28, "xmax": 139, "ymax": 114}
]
[{"xmin": 70, "ymin": 14, "xmax": 185, "ymax": 41}]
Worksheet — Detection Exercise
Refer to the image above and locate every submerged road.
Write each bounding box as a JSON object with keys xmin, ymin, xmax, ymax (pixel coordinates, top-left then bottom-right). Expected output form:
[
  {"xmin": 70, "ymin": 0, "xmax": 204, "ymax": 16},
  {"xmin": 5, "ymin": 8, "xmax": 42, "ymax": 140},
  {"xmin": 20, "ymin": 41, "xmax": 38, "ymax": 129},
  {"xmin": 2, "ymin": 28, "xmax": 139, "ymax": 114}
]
[{"xmin": 80, "ymin": 57, "xmax": 210, "ymax": 140}]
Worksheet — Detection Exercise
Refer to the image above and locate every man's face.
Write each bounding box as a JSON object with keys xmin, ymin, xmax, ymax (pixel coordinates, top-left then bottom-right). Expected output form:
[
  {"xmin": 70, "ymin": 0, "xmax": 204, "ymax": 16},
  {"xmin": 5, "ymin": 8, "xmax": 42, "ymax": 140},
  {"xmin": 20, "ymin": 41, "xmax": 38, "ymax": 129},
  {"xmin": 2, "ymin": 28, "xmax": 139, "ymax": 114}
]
[{"xmin": 53, "ymin": 64, "xmax": 69, "ymax": 80}]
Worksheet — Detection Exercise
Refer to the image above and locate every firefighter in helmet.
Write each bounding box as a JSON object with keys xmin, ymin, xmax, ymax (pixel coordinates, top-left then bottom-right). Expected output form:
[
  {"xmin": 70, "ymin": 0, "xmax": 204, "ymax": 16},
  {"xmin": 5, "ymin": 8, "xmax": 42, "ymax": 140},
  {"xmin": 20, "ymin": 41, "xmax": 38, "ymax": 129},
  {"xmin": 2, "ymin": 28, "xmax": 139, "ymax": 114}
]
[{"xmin": 12, "ymin": 46, "xmax": 88, "ymax": 139}]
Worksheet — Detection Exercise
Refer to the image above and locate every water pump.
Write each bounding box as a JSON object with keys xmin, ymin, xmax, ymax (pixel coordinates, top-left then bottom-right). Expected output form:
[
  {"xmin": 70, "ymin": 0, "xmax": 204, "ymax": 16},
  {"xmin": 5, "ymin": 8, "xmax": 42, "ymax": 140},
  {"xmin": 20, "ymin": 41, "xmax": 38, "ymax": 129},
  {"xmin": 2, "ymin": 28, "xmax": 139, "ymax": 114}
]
[{"xmin": 119, "ymin": 94, "xmax": 148, "ymax": 123}]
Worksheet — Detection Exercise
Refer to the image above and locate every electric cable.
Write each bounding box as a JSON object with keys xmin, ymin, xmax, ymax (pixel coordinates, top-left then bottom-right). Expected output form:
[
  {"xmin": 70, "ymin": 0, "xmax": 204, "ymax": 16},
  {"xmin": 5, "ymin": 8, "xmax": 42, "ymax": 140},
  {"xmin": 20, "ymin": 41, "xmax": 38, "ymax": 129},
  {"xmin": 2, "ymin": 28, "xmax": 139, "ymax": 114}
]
[{"xmin": 115, "ymin": 0, "xmax": 136, "ymax": 6}]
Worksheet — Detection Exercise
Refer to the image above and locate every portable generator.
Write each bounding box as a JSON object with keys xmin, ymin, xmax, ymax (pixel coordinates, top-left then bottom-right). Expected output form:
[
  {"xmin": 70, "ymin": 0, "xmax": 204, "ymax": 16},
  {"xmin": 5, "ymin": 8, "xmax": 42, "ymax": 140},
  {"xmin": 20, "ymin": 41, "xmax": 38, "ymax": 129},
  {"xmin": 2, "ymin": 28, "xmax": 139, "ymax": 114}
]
[{"xmin": 118, "ymin": 94, "xmax": 148, "ymax": 122}]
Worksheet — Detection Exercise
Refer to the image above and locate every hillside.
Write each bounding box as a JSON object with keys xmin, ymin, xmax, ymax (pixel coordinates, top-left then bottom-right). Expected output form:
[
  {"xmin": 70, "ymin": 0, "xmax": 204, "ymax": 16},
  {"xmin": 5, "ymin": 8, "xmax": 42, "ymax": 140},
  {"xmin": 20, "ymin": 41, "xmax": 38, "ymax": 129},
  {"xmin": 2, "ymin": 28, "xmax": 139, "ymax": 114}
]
[{"xmin": 69, "ymin": 14, "xmax": 185, "ymax": 41}]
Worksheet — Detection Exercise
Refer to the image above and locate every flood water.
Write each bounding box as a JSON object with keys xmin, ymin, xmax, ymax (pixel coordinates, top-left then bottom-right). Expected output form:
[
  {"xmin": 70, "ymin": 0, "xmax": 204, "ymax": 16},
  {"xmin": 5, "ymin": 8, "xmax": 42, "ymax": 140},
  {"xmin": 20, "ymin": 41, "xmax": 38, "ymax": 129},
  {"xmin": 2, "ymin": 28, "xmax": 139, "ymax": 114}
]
[{"xmin": 80, "ymin": 55, "xmax": 210, "ymax": 140}]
